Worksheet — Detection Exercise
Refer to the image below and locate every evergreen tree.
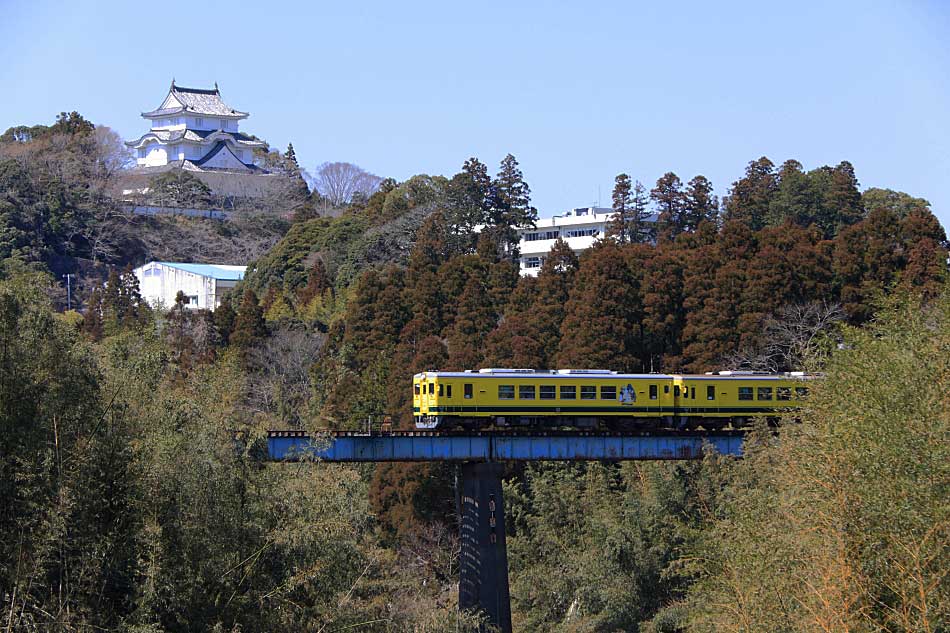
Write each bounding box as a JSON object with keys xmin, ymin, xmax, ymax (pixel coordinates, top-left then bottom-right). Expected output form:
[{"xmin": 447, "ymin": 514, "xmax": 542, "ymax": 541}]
[
  {"xmin": 230, "ymin": 287, "xmax": 267, "ymax": 348},
  {"xmin": 820, "ymin": 160, "xmax": 864, "ymax": 236},
  {"xmin": 768, "ymin": 159, "xmax": 813, "ymax": 227},
  {"xmin": 683, "ymin": 175, "xmax": 718, "ymax": 230},
  {"xmin": 284, "ymin": 142, "xmax": 299, "ymax": 167},
  {"xmin": 651, "ymin": 172, "xmax": 687, "ymax": 242},
  {"xmin": 445, "ymin": 157, "xmax": 492, "ymax": 248},
  {"xmin": 486, "ymin": 154, "xmax": 538, "ymax": 259},
  {"xmin": 557, "ymin": 240, "xmax": 641, "ymax": 371},
  {"xmin": 607, "ymin": 173, "xmax": 634, "ymax": 244},
  {"xmin": 526, "ymin": 239, "xmax": 579, "ymax": 365},
  {"xmin": 445, "ymin": 275, "xmax": 497, "ymax": 370},
  {"xmin": 213, "ymin": 294, "xmax": 236, "ymax": 344},
  {"xmin": 296, "ymin": 258, "xmax": 332, "ymax": 307},
  {"xmin": 723, "ymin": 156, "xmax": 777, "ymax": 231},
  {"xmin": 82, "ymin": 285, "xmax": 104, "ymax": 340}
]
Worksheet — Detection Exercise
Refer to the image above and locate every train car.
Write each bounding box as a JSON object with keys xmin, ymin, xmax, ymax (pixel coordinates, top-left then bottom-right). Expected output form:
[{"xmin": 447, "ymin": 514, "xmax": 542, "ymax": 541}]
[{"xmin": 413, "ymin": 368, "xmax": 815, "ymax": 430}]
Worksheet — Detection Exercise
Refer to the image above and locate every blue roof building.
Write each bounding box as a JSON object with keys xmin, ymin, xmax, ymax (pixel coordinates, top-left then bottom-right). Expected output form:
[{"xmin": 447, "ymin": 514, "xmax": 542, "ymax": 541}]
[{"xmin": 134, "ymin": 261, "xmax": 247, "ymax": 311}]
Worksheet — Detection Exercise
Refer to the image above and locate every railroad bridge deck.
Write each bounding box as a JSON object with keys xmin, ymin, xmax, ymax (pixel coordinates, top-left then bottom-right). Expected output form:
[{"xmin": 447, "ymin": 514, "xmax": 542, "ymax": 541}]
[{"xmin": 266, "ymin": 429, "xmax": 745, "ymax": 462}]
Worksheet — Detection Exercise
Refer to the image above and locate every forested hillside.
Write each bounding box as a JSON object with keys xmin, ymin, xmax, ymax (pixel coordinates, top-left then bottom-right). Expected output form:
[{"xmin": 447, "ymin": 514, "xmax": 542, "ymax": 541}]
[{"xmin": 1, "ymin": 113, "xmax": 947, "ymax": 631}]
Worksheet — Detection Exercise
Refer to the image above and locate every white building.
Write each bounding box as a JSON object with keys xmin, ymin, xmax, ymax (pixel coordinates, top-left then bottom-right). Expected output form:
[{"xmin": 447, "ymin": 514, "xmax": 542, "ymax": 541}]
[
  {"xmin": 134, "ymin": 262, "xmax": 246, "ymax": 311},
  {"xmin": 517, "ymin": 207, "xmax": 658, "ymax": 276},
  {"xmin": 126, "ymin": 80, "xmax": 267, "ymax": 172}
]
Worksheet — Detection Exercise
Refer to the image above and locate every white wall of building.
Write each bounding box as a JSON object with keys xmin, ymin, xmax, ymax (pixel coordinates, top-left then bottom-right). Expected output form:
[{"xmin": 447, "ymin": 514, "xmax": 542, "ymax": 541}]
[
  {"xmin": 134, "ymin": 263, "xmax": 242, "ymax": 311},
  {"xmin": 515, "ymin": 207, "xmax": 658, "ymax": 276}
]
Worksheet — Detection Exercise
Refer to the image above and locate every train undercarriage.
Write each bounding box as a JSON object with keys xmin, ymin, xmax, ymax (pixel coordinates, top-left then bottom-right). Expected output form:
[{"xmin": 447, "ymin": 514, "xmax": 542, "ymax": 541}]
[{"xmin": 416, "ymin": 414, "xmax": 773, "ymax": 432}]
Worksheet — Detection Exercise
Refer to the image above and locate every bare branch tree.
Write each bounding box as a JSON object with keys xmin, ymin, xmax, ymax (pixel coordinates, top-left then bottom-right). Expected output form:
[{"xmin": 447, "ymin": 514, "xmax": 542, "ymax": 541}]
[
  {"xmin": 312, "ymin": 161, "xmax": 382, "ymax": 207},
  {"xmin": 722, "ymin": 301, "xmax": 844, "ymax": 372}
]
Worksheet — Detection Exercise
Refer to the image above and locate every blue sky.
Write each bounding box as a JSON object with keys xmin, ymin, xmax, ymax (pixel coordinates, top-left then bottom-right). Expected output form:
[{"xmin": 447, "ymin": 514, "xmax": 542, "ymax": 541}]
[{"xmin": 3, "ymin": 0, "xmax": 949, "ymax": 227}]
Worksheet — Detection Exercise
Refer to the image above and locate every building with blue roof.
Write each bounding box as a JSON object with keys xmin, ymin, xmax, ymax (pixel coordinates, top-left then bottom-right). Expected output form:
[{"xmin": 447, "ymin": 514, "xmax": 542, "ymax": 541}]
[{"xmin": 134, "ymin": 261, "xmax": 247, "ymax": 311}]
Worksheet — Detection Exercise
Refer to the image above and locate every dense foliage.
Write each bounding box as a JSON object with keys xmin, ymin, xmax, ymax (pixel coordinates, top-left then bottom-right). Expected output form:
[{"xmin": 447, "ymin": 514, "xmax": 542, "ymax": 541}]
[{"xmin": 1, "ymin": 120, "xmax": 948, "ymax": 632}]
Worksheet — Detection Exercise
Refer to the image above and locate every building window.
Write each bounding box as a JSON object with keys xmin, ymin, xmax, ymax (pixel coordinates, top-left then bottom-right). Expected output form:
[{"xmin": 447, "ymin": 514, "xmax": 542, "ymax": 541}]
[
  {"xmin": 464, "ymin": 383, "xmax": 473, "ymax": 399},
  {"xmin": 519, "ymin": 385, "xmax": 536, "ymax": 400},
  {"xmin": 195, "ymin": 117, "xmax": 204, "ymax": 128},
  {"xmin": 524, "ymin": 230, "xmax": 560, "ymax": 241},
  {"xmin": 738, "ymin": 387, "xmax": 753, "ymax": 401},
  {"xmin": 523, "ymin": 257, "xmax": 542, "ymax": 269},
  {"xmin": 560, "ymin": 385, "xmax": 576, "ymax": 399},
  {"xmin": 580, "ymin": 385, "xmax": 597, "ymax": 400},
  {"xmin": 649, "ymin": 385, "xmax": 658, "ymax": 400},
  {"xmin": 187, "ymin": 295, "xmax": 199, "ymax": 305},
  {"xmin": 498, "ymin": 385, "xmax": 514, "ymax": 400},
  {"xmin": 564, "ymin": 228, "xmax": 600, "ymax": 238},
  {"xmin": 757, "ymin": 387, "xmax": 773, "ymax": 401},
  {"xmin": 600, "ymin": 385, "xmax": 616, "ymax": 400}
]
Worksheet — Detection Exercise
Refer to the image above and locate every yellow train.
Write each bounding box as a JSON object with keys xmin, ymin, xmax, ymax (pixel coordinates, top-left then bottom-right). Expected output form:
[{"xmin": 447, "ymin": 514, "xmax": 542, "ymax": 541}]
[{"xmin": 413, "ymin": 368, "xmax": 815, "ymax": 430}]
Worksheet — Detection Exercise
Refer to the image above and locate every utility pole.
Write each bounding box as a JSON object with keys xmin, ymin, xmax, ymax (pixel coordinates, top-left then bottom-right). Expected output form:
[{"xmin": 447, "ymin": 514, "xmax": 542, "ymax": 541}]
[{"xmin": 63, "ymin": 274, "xmax": 73, "ymax": 310}]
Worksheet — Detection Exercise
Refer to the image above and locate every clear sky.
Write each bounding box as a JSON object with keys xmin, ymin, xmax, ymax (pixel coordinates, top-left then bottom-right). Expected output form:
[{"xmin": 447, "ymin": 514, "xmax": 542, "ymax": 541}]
[{"xmin": 3, "ymin": 0, "xmax": 949, "ymax": 226}]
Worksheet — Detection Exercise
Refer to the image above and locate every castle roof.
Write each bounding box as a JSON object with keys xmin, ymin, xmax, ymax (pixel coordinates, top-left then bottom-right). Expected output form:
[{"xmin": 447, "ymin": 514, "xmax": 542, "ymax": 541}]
[
  {"xmin": 143, "ymin": 81, "xmax": 249, "ymax": 119},
  {"xmin": 125, "ymin": 128, "xmax": 267, "ymax": 149}
]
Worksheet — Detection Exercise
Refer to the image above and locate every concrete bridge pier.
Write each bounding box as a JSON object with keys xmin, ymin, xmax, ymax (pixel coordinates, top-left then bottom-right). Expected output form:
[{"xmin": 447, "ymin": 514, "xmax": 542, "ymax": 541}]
[{"xmin": 459, "ymin": 462, "xmax": 512, "ymax": 633}]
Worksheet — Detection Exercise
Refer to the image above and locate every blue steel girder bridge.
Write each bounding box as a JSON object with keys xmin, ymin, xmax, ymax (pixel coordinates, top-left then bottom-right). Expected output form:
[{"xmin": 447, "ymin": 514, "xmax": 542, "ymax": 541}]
[{"xmin": 266, "ymin": 429, "xmax": 746, "ymax": 633}]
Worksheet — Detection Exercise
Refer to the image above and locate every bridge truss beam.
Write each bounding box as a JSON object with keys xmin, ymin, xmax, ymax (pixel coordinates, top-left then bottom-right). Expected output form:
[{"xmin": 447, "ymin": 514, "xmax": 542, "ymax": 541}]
[{"xmin": 266, "ymin": 430, "xmax": 745, "ymax": 462}]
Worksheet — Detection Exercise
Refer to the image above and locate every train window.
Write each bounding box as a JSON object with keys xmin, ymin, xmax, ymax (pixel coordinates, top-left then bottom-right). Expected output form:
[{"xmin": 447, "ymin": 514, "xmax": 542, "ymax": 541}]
[
  {"xmin": 464, "ymin": 383, "xmax": 473, "ymax": 399},
  {"xmin": 560, "ymin": 385, "xmax": 576, "ymax": 399},
  {"xmin": 674, "ymin": 386, "xmax": 681, "ymax": 397},
  {"xmin": 649, "ymin": 385, "xmax": 658, "ymax": 400},
  {"xmin": 519, "ymin": 385, "xmax": 536, "ymax": 399},
  {"xmin": 581, "ymin": 385, "xmax": 597, "ymax": 400},
  {"xmin": 600, "ymin": 385, "xmax": 617, "ymax": 400},
  {"xmin": 447, "ymin": 385, "xmax": 453, "ymax": 398},
  {"xmin": 777, "ymin": 387, "xmax": 791, "ymax": 401},
  {"xmin": 438, "ymin": 384, "xmax": 444, "ymax": 396},
  {"xmin": 707, "ymin": 385, "xmax": 715, "ymax": 400},
  {"xmin": 738, "ymin": 387, "xmax": 753, "ymax": 401},
  {"xmin": 498, "ymin": 385, "xmax": 515, "ymax": 400},
  {"xmin": 690, "ymin": 387, "xmax": 696, "ymax": 399},
  {"xmin": 414, "ymin": 384, "xmax": 420, "ymax": 395},
  {"xmin": 540, "ymin": 385, "xmax": 556, "ymax": 400},
  {"xmin": 664, "ymin": 385, "xmax": 670, "ymax": 394},
  {"xmin": 795, "ymin": 386, "xmax": 809, "ymax": 399},
  {"xmin": 757, "ymin": 387, "xmax": 773, "ymax": 401},
  {"xmin": 429, "ymin": 383, "xmax": 435, "ymax": 395}
]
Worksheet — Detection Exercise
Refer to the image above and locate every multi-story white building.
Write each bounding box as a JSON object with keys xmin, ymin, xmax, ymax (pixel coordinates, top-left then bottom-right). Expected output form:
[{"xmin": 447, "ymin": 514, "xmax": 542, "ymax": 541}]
[
  {"xmin": 126, "ymin": 80, "xmax": 267, "ymax": 171},
  {"xmin": 516, "ymin": 207, "xmax": 658, "ymax": 276},
  {"xmin": 134, "ymin": 261, "xmax": 246, "ymax": 311}
]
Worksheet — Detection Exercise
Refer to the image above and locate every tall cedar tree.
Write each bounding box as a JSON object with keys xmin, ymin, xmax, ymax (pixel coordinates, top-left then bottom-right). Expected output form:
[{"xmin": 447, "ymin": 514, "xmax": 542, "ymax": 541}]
[
  {"xmin": 213, "ymin": 294, "xmax": 236, "ymax": 344},
  {"xmin": 607, "ymin": 173, "xmax": 634, "ymax": 244},
  {"xmin": 609, "ymin": 175, "xmax": 657, "ymax": 243},
  {"xmin": 641, "ymin": 239, "xmax": 687, "ymax": 369},
  {"xmin": 526, "ymin": 239, "xmax": 579, "ymax": 365},
  {"xmin": 296, "ymin": 258, "xmax": 332, "ymax": 307},
  {"xmin": 445, "ymin": 157, "xmax": 492, "ymax": 247},
  {"xmin": 680, "ymin": 221, "xmax": 757, "ymax": 370},
  {"xmin": 557, "ymin": 240, "xmax": 641, "ymax": 371},
  {"xmin": 230, "ymin": 287, "xmax": 267, "ymax": 348},
  {"xmin": 343, "ymin": 267, "xmax": 408, "ymax": 368},
  {"xmin": 683, "ymin": 175, "xmax": 718, "ymax": 230},
  {"xmin": 651, "ymin": 172, "xmax": 687, "ymax": 242},
  {"xmin": 445, "ymin": 275, "xmax": 497, "ymax": 370},
  {"xmin": 723, "ymin": 156, "xmax": 777, "ymax": 231},
  {"xmin": 486, "ymin": 153, "xmax": 538, "ymax": 259}
]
